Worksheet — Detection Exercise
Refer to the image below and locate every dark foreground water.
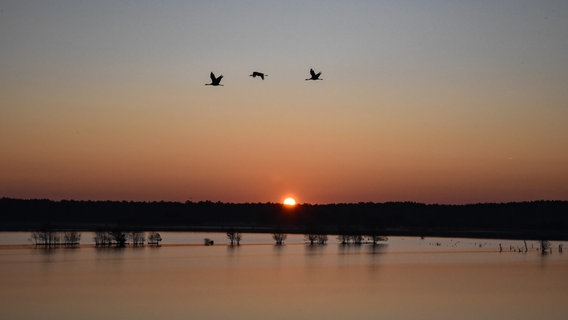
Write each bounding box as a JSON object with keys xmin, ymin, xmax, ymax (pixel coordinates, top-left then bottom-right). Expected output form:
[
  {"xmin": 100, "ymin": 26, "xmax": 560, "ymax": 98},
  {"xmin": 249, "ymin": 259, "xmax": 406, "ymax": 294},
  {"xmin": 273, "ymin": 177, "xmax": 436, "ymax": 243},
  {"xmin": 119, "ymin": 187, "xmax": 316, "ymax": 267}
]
[{"xmin": 1, "ymin": 233, "xmax": 567, "ymax": 320}]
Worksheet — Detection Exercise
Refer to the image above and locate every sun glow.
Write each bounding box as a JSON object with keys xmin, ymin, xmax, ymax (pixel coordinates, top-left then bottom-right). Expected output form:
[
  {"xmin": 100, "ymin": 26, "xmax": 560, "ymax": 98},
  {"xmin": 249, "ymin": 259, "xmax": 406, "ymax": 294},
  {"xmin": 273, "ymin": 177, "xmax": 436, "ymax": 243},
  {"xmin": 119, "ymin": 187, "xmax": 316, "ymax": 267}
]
[{"xmin": 283, "ymin": 197, "xmax": 297, "ymax": 206}]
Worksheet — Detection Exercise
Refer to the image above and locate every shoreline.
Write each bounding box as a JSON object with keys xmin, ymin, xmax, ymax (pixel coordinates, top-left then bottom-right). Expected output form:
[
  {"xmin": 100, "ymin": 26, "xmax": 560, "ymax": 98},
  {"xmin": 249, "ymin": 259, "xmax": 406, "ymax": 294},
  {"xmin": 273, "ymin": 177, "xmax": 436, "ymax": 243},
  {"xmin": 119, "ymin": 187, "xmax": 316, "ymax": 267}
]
[{"xmin": 2, "ymin": 199, "xmax": 567, "ymax": 242}]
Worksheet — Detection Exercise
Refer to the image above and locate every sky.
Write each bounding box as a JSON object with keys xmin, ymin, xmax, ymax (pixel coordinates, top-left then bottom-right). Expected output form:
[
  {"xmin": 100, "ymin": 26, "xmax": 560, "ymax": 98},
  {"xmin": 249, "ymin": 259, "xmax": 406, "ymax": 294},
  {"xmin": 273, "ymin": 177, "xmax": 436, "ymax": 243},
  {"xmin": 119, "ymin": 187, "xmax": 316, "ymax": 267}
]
[{"xmin": 1, "ymin": 0, "xmax": 567, "ymax": 204}]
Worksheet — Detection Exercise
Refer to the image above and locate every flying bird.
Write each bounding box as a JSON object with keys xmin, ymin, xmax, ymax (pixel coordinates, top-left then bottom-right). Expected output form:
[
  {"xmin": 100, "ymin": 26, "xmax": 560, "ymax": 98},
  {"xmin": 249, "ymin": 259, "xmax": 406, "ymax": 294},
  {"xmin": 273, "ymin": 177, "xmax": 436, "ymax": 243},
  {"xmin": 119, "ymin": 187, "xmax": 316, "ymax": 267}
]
[
  {"xmin": 305, "ymin": 68, "xmax": 322, "ymax": 81},
  {"xmin": 249, "ymin": 71, "xmax": 267, "ymax": 80},
  {"xmin": 205, "ymin": 72, "xmax": 223, "ymax": 86}
]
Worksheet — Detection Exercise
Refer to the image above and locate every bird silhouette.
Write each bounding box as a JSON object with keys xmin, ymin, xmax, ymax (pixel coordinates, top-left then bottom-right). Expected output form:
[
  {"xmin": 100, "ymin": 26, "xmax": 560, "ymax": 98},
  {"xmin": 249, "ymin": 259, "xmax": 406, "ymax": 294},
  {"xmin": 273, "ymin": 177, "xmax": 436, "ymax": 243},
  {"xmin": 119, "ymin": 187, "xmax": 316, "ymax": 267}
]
[
  {"xmin": 205, "ymin": 72, "xmax": 223, "ymax": 86},
  {"xmin": 249, "ymin": 71, "xmax": 267, "ymax": 80},
  {"xmin": 305, "ymin": 68, "xmax": 322, "ymax": 81}
]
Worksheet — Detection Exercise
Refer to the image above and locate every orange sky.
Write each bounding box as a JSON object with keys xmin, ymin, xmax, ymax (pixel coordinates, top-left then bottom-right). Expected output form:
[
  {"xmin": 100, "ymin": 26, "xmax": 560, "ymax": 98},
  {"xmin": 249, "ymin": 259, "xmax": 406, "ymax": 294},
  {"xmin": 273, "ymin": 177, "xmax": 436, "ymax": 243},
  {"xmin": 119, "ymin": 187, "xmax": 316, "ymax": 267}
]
[{"xmin": 1, "ymin": 1, "xmax": 567, "ymax": 204}]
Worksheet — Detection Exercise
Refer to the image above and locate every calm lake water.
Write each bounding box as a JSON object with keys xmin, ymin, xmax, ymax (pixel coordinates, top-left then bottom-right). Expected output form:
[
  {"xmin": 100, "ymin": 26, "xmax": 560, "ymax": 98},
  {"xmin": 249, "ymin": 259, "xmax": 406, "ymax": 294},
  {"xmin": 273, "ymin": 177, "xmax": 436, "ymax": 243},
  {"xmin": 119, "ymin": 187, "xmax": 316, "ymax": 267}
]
[{"xmin": 1, "ymin": 232, "xmax": 567, "ymax": 320}]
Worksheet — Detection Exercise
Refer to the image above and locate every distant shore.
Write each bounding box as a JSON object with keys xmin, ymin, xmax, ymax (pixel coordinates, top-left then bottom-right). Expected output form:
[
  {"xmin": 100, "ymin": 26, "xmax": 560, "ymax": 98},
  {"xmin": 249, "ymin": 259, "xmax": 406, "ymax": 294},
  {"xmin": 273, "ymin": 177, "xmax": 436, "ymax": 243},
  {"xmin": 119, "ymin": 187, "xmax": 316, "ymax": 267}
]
[{"xmin": 2, "ymin": 198, "xmax": 567, "ymax": 241}]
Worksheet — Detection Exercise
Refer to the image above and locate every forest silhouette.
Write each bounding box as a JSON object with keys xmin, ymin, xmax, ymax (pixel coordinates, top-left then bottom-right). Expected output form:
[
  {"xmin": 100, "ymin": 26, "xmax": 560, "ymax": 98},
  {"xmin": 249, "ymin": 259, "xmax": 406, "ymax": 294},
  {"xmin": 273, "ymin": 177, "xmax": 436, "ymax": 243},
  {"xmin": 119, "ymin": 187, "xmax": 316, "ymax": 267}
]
[{"xmin": 1, "ymin": 198, "xmax": 567, "ymax": 240}]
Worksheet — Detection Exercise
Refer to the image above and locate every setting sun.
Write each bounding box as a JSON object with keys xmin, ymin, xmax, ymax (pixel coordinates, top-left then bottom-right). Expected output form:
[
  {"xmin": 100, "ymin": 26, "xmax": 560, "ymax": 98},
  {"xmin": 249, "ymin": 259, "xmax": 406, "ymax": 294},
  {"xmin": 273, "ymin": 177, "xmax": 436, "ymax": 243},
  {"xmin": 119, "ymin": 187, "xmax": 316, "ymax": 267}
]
[{"xmin": 283, "ymin": 197, "xmax": 297, "ymax": 206}]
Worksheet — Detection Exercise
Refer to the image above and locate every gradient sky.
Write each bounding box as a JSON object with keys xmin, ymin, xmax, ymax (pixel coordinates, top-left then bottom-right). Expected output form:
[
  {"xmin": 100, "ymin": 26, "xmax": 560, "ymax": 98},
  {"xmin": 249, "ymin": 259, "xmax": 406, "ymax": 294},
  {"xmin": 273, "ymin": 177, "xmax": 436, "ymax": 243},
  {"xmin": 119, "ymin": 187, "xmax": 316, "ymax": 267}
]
[{"xmin": 1, "ymin": 1, "xmax": 567, "ymax": 204}]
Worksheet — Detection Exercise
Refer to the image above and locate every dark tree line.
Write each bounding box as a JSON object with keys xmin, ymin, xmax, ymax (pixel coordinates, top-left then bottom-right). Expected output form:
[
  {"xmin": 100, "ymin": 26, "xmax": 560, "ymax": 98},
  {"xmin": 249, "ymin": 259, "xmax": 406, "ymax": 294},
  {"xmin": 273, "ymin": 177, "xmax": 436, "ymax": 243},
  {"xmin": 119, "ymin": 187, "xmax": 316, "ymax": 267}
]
[{"xmin": 3, "ymin": 198, "xmax": 567, "ymax": 240}]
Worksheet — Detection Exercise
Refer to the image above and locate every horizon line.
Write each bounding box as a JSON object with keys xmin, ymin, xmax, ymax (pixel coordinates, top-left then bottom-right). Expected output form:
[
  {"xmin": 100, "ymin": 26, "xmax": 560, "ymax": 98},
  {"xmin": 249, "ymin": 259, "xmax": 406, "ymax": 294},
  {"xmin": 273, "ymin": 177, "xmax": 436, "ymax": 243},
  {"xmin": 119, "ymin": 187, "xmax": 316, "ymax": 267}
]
[{"xmin": 2, "ymin": 197, "xmax": 567, "ymax": 206}]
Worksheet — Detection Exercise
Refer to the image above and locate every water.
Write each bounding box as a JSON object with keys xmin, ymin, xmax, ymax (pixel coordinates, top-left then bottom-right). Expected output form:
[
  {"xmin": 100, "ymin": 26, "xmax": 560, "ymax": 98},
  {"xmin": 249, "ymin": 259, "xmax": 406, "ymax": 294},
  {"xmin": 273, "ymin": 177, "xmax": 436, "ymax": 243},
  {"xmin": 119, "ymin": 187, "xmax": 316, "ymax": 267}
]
[{"xmin": 1, "ymin": 232, "xmax": 567, "ymax": 320}]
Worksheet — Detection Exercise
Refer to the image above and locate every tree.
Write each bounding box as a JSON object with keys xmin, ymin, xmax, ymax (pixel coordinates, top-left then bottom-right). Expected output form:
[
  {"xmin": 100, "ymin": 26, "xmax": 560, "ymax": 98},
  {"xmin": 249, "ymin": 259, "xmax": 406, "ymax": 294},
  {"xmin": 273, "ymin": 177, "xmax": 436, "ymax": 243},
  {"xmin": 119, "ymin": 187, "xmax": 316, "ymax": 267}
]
[
  {"xmin": 63, "ymin": 231, "xmax": 81, "ymax": 247},
  {"xmin": 128, "ymin": 231, "xmax": 145, "ymax": 247},
  {"xmin": 540, "ymin": 240, "xmax": 551, "ymax": 255},
  {"xmin": 305, "ymin": 234, "xmax": 318, "ymax": 245},
  {"xmin": 147, "ymin": 232, "xmax": 162, "ymax": 246},
  {"xmin": 338, "ymin": 234, "xmax": 354, "ymax": 245},
  {"xmin": 110, "ymin": 230, "xmax": 126, "ymax": 248},
  {"xmin": 30, "ymin": 230, "xmax": 60, "ymax": 247},
  {"xmin": 317, "ymin": 234, "xmax": 328, "ymax": 245},
  {"xmin": 94, "ymin": 230, "xmax": 126, "ymax": 248},
  {"xmin": 94, "ymin": 230, "xmax": 112, "ymax": 247},
  {"xmin": 367, "ymin": 234, "xmax": 388, "ymax": 246},
  {"xmin": 227, "ymin": 230, "xmax": 242, "ymax": 246},
  {"xmin": 352, "ymin": 234, "xmax": 364, "ymax": 245},
  {"xmin": 273, "ymin": 233, "xmax": 287, "ymax": 245},
  {"xmin": 306, "ymin": 234, "xmax": 328, "ymax": 245},
  {"xmin": 30, "ymin": 231, "xmax": 45, "ymax": 247}
]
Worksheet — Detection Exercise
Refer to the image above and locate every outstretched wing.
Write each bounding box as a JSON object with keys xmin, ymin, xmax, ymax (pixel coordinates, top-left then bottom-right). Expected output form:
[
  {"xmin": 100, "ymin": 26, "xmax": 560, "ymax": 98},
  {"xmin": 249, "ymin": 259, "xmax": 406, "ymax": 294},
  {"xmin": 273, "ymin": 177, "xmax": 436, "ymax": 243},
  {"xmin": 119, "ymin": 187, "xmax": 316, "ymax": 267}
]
[
  {"xmin": 259, "ymin": 73, "xmax": 264, "ymax": 80},
  {"xmin": 310, "ymin": 68, "xmax": 316, "ymax": 78},
  {"xmin": 210, "ymin": 72, "xmax": 216, "ymax": 82},
  {"xmin": 315, "ymin": 72, "xmax": 321, "ymax": 78}
]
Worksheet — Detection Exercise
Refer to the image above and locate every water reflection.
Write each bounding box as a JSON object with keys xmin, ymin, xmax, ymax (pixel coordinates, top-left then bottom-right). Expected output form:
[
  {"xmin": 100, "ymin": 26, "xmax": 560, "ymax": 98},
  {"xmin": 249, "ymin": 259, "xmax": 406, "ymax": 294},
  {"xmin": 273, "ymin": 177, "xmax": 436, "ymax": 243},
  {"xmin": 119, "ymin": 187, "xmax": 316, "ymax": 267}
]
[
  {"xmin": 95, "ymin": 247, "xmax": 126, "ymax": 265},
  {"xmin": 304, "ymin": 243, "xmax": 327, "ymax": 254},
  {"xmin": 1, "ymin": 235, "xmax": 568, "ymax": 320},
  {"xmin": 337, "ymin": 242, "xmax": 364, "ymax": 255},
  {"xmin": 366, "ymin": 243, "xmax": 388, "ymax": 255},
  {"xmin": 303, "ymin": 243, "xmax": 327, "ymax": 273},
  {"xmin": 272, "ymin": 243, "xmax": 286, "ymax": 270},
  {"xmin": 226, "ymin": 244, "xmax": 240, "ymax": 251},
  {"xmin": 37, "ymin": 247, "xmax": 57, "ymax": 268},
  {"xmin": 272, "ymin": 243, "xmax": 285, "ymax": 252}
]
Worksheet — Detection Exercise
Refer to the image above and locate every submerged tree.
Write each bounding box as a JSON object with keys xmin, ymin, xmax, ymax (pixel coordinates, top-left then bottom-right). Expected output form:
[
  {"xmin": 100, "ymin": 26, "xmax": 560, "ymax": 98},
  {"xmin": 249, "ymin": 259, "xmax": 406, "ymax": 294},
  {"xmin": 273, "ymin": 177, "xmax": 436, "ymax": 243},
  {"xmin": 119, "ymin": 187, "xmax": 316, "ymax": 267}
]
[
  {"xmin": 227, "ymin": 230, "xmax": 242, "ymax": 246},
  {"xmin": 305, "ymin": 234, "xmax": 319, "ymax": 245},
  {"xmin": 273, "ymin": 233, "xmax": 287, "ymax": 245},
  {"xmin": 540, "ymin": 240, "xmax": 552, "ymax": 255},
  {"xmin": 30, "ymin": 230, "xmax": 61, "ymax": 248},
  {"xmin": 338, "ymin": 234, "xmax": 351, "ymax": 245},
  {"xmin": 367, "ymin": 234, "xmax": 388, "ymax": 246},
  {"xmin": 147, "ymin": 232, "xmax": 162, "ymax": 246},
  {"xmin": 304, "ymin": 234, "xmax": 329, "ymax": 245},
  {"xmin": 30, "ymin": 231, "xmax": 46, "ymax": 247},
  {"xmin": 352, "ymin": 234, "xmax": 364, "ymax": 245},
  {"xmin": 128, "ymin": 231, "xmax": 145, "ymax": 247},
  {"xmin": 110, "ymin": 230, "xmax": 127, "ymax": 248},
  {"xmin": 94, "ymin": 230, "xmax": 126, "ymax": 248},
  {"xmin": 316, "ymin": 234, "xmax": 328, "ymax": 245},
  {"xmin": 94, "ymin": 230, "xmax": 112, "ymax": 247},
  {"xmin": 63, "ymin": 231, "xmax": 81, "ymax": 247}
]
